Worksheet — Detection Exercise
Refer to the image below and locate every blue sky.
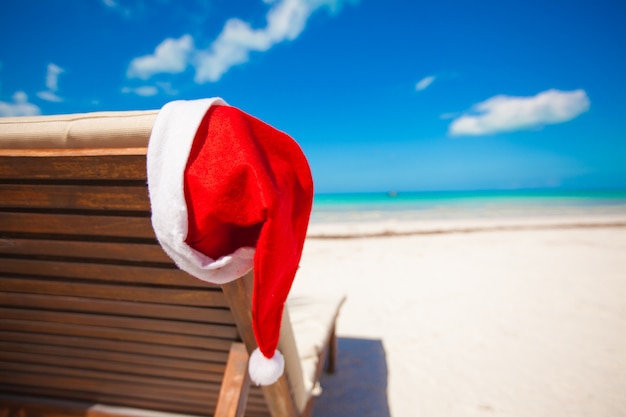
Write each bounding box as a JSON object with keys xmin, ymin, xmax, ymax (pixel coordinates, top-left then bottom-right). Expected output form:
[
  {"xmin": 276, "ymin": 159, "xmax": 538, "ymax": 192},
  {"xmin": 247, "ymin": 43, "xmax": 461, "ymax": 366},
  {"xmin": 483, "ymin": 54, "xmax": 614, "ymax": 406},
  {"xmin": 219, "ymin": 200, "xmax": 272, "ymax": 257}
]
[{"xmin": 1, "ymin": 0, "xmax": 625, "ymax": 193}]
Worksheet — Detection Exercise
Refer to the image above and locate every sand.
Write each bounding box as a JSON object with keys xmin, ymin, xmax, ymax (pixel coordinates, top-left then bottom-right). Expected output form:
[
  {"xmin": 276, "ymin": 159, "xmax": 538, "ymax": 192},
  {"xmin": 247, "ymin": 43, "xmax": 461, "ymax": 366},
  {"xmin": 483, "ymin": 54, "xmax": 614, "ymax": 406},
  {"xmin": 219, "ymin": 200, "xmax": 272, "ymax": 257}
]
[{"xmin": 292, "ymin": 216, "xmax": 626, "ymax": 417}]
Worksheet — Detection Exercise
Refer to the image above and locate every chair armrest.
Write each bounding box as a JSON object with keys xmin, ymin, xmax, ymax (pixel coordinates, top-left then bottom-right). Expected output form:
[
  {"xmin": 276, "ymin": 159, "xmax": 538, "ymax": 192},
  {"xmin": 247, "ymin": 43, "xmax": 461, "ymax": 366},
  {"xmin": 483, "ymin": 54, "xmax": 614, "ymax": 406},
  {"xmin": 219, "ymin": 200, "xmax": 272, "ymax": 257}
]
[{"xmin": 215, "ymin": 343, "xmax": 251, "ymax": 417}]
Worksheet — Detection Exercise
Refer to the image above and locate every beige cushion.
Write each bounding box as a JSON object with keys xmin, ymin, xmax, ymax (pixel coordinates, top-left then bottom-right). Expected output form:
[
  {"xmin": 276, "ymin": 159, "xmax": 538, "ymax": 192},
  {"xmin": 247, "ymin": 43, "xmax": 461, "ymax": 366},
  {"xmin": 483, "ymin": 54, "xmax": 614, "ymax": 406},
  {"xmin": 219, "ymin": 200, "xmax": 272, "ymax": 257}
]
[
  {"xmin": 285, "ymin": 294, "xmax": 346, "ymax": 412},
  {"xmin": 0, "ymin": 111, "xmax": 157, "ymax": 149}
]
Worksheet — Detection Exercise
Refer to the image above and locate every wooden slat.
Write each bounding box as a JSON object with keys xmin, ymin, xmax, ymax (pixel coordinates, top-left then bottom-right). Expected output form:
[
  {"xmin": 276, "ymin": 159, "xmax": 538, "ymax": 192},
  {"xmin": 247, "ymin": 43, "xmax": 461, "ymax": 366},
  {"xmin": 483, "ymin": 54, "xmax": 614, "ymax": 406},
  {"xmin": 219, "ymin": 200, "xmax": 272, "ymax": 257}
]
[
  {"xmin": 0, "ymin": 370, "xmax": 215, "ymax": 409},
  {"xmin": 0, "ymin": 278, "xmax": 227, "ymax": 307},
  {"xmin": 0, "ymin": 184, "xmax": 150, "ymax": 211},
  {"xmin": 0, "ymin": 292, "xmax": 235, "ymax": 325},
  {"xmin": 0, "ymin": 395, "xmax": 88, "ymax": 417},
  {"xmin": 0, "ymin": 307, "xmax": 235, "ymax": 338},
  {"xmin": 0, "ymin": 319, "xmax": 235, "ymax": 350},
  {"xmin": 0, "ymin": 350, "xmax": 222, "ymax": 384},
  {"xmin": 0, "ymin": 389, "xmax": 212, "ymax": 417},
  {"xmin": 0, "ymin": 238, "xmax": 171, "ymax": 263},
  {"xmin": 0, "ymin": 331, "xmax": 230, "ymax": 363},
  {"xmin": 0, "ymin": 341, "xmax": 225, "ymax": 374},
  {"xmin": 243, "ymin": 392, "xmax": 272, "ymax": 417},
  {"xmin": 245, "ymin": 395, "xmax": 271, "ymax": 407},
  {"xmin": 0, "ymin": 394, "xmax": 208, "ymax": 417},
  {"xmin": 1, "ymin": 361, "xmax": 217, "ymax": 394},
  {"xmin": 0, "ymin": 258, "xmax": 206, "ymax": 288},
  {"xmin": 0, "ymin": 212, "xmax": 154, "ymax": 239},
  {"xmin": 247, "ymin": 391, "xmax": 270, "ymax": 405},
  {"xmin": 0, "ymin": 152, "xmax": 147, "ymax": 181}
]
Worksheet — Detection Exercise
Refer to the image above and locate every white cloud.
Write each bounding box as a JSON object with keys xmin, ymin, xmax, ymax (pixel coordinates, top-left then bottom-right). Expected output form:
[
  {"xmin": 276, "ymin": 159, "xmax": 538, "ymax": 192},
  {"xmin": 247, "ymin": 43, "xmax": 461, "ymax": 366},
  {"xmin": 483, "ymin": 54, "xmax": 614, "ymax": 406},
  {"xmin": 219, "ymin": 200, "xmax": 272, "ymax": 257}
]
[
  {"xmin": 449, "ymin": 89, "xmax": 590, "ymax": 136},
  {"xmin": 122, "ymin": 85, "xmax": 159, "ymax": 96},
  {"xmin": 127, "ymin": 0, "xmax": 356, "ymax": 84},
  {"xmin": 155, "ymin": 81, "xmax": 179, "ymax": 95},
  {"xmin": 37, "ymin": 91, "xmax": 63, "ymax": 102},
  {"xmin": 122, "ymin": 82, "xmax": 178, "ymax": 97},
  {"xmin": 100, "ymin": 0, "xmax": 133, "ymax": 18},
  {"xmin": 127, "ymin": 35, "xmax": 194, "ymax": 80},
  {"xmin": 439, "ymin": 112, "xmax": 459, "ymax": 120},
  {"xmin": 416, "ymin": 75, "xmax": 435, "ymax": 91},
  {"xmin": 194, "ymin": 0, "xmax": 320, "ymax": 82},
  {"xmin": 45, "ymin": 63, "xmax": 64, "ymax": 91},
  {"xmin": 38, "ymin": 63, "xmax": 64, "ymax": 102},
  {"xmin": 0, "ymin": 91, "xmax": 41, "ymax": 117}
]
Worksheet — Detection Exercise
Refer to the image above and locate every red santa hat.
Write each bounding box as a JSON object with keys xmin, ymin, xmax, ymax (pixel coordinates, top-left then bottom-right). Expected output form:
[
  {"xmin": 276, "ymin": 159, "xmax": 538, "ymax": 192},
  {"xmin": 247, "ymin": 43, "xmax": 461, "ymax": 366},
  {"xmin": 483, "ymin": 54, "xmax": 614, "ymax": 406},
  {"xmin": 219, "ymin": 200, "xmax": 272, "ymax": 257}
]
[{"xmin": 147, "ymin": 98, "xmax": 314, "ymax": 386}]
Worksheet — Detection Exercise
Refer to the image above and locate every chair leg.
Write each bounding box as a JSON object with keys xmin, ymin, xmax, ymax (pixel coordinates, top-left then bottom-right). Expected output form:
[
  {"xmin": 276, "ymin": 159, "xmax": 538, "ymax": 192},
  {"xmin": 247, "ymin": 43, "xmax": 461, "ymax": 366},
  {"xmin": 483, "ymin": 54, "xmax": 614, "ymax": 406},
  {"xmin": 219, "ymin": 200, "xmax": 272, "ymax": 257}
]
[
  {"xmin": 326, "ymin": 324, "xmax": 337, "ymax": 374},
  {"xmin": 215, "ymin": 343, "xmax": 250, "ymax": 417}
]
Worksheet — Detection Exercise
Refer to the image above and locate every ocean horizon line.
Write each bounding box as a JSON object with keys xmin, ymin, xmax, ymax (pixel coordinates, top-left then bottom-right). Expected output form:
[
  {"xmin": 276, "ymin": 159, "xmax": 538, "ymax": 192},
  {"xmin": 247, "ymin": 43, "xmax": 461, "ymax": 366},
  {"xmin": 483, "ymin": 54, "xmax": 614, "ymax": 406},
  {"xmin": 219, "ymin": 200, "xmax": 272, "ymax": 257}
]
[
  {"xmin": 314, "ymin": 187, "xmax": 626, "ymax": 198},
  {"xmin": 310, "ymin": 187, "xmax": 626, "ymax": 224},
  {"xmin": 313, "ymin": 188, "xmax": 626, "ymax": 205}
]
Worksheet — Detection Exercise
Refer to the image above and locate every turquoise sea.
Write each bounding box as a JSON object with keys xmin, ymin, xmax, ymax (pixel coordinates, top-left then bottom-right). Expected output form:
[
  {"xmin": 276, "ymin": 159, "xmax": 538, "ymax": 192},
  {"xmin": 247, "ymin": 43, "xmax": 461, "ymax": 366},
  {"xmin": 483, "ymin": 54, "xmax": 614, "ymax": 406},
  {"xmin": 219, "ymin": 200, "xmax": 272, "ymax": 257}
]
[{"xmin": 311, "ymin": 189, "xmax": 626, "ymax": 224}]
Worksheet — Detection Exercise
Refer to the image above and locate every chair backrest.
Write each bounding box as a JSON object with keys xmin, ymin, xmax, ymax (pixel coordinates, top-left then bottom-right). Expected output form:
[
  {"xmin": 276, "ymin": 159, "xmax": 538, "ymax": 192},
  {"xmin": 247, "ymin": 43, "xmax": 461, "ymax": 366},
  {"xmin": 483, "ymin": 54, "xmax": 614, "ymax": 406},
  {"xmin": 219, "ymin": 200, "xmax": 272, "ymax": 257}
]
[{"xmin": 0, "ymin": 112, "xmax": 302, "ymax": 417}]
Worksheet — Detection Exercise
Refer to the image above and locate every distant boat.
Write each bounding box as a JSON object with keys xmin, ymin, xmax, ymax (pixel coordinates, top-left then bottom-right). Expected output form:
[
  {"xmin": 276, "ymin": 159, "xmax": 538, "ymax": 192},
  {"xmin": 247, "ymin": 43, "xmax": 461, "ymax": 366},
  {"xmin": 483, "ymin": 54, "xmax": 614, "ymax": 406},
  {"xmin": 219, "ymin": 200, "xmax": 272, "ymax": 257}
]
[{"xmin": 387, "ymin": 191, "xmax": 398, "ymax": 198}]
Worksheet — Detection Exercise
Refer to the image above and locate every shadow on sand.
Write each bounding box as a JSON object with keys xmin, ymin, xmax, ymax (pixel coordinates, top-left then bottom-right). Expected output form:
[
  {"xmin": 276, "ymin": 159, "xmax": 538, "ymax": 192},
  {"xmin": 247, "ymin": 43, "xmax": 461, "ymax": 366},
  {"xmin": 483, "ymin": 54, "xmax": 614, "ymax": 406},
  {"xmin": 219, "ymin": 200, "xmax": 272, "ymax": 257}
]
[{"xmin": 311, "ymin": 337, "xmax": 391, "ymax": 417}]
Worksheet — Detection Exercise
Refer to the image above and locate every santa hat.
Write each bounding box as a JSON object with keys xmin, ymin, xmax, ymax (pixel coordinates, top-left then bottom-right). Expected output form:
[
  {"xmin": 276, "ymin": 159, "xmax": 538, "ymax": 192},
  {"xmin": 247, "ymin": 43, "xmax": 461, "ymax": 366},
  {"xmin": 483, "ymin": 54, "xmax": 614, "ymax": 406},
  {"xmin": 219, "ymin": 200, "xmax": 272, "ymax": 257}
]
[{"xmin": 147, "ymin": 98, "xmax": 314, "ymax": 386}]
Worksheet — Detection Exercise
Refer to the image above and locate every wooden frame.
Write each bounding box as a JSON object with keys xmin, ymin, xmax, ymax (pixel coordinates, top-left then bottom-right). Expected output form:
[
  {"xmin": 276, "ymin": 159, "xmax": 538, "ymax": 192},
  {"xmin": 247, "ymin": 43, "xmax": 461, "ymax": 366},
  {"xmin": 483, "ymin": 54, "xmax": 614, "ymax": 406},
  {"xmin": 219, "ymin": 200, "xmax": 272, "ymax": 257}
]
[{"xmin": 0, "ymin": 145, "xmax": 339, "ymax": 417}]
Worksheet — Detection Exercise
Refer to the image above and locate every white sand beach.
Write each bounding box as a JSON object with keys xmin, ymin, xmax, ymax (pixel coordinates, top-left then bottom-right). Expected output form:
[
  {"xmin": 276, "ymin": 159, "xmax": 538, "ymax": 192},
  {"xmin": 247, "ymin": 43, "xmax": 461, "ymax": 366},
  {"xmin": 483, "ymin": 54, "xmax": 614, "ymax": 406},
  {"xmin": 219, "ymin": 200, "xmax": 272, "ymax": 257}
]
[{"xmin": 294, "ymin": 215, "xmax": 626, "ymax": 417}]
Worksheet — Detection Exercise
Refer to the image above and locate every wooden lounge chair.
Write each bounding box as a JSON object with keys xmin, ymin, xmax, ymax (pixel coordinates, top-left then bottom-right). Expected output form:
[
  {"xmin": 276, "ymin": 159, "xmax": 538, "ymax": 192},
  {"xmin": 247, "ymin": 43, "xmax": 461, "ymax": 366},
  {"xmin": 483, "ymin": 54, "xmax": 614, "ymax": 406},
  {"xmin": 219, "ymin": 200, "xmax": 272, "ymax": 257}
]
[{"xmin": 0, "ymin": 111, "xmax": 345, "ymax": 417}]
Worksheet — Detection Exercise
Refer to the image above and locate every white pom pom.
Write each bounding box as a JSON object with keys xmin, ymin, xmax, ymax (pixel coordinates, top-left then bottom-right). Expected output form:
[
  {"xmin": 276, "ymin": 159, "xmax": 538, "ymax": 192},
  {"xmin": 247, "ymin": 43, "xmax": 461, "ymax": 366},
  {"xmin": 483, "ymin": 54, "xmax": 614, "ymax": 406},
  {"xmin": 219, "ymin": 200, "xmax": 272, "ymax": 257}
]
[{"xmin": 249, "ymin": 348, "xmax": 284, "ymax": 386}]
